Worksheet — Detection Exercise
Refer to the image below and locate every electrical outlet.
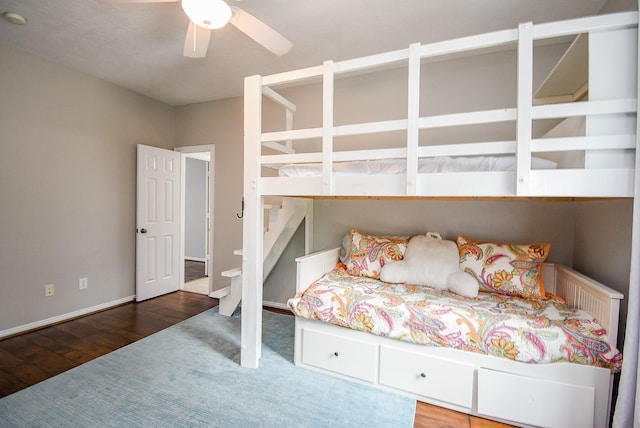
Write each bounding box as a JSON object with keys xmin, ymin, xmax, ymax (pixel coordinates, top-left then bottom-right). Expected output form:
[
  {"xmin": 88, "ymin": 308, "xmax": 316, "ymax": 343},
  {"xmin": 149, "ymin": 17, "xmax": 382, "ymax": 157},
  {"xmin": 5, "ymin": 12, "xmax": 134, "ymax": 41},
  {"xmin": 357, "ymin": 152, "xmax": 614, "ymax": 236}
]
[
  {"xmin": 79, "ymin": 277, "xmax": 88, "ymax": 290},
  {"xmin": 44, "ymin": 284, "xmax": 54, "ymax": 297}
]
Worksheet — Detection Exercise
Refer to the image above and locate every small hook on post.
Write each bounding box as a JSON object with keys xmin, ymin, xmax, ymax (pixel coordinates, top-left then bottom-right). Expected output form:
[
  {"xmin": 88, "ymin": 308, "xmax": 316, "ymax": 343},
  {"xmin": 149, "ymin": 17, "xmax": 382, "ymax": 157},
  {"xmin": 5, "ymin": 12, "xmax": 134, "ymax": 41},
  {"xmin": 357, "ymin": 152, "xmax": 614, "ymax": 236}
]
[{"xmin": 236, "ymin": 197, "xmax": 244, "ymax": 219}]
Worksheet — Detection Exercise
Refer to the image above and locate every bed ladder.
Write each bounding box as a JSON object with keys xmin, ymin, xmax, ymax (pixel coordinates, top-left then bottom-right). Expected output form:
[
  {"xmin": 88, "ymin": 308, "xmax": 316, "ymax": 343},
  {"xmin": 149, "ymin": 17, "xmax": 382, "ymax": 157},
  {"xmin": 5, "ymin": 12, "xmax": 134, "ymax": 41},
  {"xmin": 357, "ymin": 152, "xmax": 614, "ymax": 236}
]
[{"xmin": 213, "ymin": 197, "xmax": 312, "ymax": 316}]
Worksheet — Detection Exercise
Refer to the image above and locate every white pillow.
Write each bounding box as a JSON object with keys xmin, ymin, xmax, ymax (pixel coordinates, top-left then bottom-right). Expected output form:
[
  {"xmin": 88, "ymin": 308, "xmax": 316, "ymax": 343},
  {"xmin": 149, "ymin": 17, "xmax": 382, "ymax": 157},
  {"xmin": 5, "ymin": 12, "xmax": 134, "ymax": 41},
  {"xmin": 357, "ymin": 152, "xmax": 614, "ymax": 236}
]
[
  {"xmin": 380, "ymin": 232, "xmax": 479, "ymax": 298},
  {"xmin": 446, "ymin": 271, "xmax": 479, "ymax": 298},
  {"xmin": 402, "ymin": 234, "xmax": 459, "ymax": 289},
  {"xmin": 379, "ymin": 260, "xmax": 408, "ymax": 284}
]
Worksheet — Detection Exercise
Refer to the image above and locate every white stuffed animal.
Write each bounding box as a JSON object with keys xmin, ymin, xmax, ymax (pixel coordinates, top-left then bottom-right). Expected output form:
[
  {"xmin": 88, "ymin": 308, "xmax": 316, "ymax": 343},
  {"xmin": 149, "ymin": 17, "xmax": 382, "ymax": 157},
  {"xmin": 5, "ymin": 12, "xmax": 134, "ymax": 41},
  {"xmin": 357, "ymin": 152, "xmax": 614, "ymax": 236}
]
[{"xmin": 380, "ymin": 232, "xmax": 479, "ymax": 298}]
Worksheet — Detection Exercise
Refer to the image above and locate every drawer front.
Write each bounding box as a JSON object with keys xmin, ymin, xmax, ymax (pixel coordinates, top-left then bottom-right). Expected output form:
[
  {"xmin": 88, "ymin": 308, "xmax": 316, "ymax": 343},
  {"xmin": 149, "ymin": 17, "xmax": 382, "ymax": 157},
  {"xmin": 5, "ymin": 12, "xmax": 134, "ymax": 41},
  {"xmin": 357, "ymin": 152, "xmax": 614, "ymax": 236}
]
[
  {"xmin": 301, "ymin": 328, "xmax": 377, "ymax": 382},
  {"xmin": 379, "ymin": 346, "xmax": 474, "ymax": 408},
  {"xmin": 477, "ymin": 368, "xmax": 595, "ymax": 428}
]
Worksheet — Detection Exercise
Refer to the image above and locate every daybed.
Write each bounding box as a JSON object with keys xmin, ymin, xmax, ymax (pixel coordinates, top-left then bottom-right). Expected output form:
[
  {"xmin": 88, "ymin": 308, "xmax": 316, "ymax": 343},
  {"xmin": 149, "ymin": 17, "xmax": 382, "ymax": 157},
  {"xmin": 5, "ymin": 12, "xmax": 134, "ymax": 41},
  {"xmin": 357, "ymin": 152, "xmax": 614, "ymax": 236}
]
[
  {"xmin": 239, "ymin": 9, "xmax": 639, "ymax": 428},
  {"xmin": 288, "ymin": 233, "xmax": 623, "ymax": 427}
]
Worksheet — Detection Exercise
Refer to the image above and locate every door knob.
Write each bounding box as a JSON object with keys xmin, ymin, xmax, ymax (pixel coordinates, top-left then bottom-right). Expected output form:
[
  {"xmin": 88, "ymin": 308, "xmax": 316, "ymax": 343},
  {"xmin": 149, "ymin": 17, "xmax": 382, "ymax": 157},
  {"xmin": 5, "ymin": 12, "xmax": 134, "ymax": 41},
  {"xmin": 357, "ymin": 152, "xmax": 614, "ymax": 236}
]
[{"xmin": 140, "ymin": 228, "xmax": 147, "ymax": 234}]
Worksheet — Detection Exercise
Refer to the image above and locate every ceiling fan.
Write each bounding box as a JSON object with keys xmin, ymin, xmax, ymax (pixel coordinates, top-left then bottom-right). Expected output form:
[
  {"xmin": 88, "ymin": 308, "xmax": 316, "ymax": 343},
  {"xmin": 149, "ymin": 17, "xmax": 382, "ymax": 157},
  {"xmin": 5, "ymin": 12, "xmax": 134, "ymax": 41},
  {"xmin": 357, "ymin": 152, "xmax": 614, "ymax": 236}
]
[{"xmin": 115, "ymin": 0, "xmax": 293, "ymax": 58}]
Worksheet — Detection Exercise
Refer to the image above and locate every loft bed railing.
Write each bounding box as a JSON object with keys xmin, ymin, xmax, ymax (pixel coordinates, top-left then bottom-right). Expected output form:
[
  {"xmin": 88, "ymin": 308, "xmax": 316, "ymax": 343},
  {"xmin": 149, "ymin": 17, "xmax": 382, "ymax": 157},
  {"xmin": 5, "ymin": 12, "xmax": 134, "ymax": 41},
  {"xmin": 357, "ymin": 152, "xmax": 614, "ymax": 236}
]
[
  {"xmin": 240, "ymin": 11, "xmax": 639, "ymax": 369},
  {"xmin": 246, "ymin": 11, "xmax": 638, "ymax": 199}
]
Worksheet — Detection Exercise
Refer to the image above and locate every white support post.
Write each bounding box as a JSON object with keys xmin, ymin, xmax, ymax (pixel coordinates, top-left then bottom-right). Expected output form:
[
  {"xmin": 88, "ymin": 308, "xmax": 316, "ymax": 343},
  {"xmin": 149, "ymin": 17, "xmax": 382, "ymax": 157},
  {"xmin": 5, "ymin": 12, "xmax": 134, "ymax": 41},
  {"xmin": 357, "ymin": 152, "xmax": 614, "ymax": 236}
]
[
  {"xmin": 407, "ymin": 43, "xmax": 421, "ymax": 196},
  {"xmin": 241, "ymin": 75, "xmax": 264, "ymax": 368},
  {"xmin": 586, "ymin": 26, "xmax": 638, "ymax": 169},
  {"xmin": 322, "ymin": 61, "xmax": 335, "ymax": 195},
  {"xmin": 285, "ymin": 109, "xmax": 294, "ymax": 151},
  {"xmin": 632, "ymin": 0, "xmax": 640, "ymax": 319},
  {"xmin": 516, "ymin": 22, "xmax": 533, "ymax": 196},
  {"xmin": 304, "ymin": 200, "xmax": 314, "ymax": 256},
  {"xmin": 614, "ymin": 20, "xmax": 640, "ymax": 426}
]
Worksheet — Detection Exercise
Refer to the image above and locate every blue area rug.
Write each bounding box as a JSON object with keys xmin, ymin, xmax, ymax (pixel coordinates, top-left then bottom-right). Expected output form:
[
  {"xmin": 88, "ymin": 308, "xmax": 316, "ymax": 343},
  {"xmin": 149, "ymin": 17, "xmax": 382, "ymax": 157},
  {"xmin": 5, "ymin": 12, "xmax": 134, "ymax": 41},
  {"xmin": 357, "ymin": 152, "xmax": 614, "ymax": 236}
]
[{"xmin": 0, "ymin": 309, "xmax": 416, "ymax": 427}]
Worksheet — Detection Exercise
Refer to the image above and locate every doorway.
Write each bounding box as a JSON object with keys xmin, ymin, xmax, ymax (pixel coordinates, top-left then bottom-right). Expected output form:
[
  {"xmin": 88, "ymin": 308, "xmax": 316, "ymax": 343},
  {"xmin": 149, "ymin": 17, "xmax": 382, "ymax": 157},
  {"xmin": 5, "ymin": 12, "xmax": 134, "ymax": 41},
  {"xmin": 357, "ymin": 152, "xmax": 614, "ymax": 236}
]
[{"xmin": 176, "ymin": 145, "xmax": 215, "ymax": 296}]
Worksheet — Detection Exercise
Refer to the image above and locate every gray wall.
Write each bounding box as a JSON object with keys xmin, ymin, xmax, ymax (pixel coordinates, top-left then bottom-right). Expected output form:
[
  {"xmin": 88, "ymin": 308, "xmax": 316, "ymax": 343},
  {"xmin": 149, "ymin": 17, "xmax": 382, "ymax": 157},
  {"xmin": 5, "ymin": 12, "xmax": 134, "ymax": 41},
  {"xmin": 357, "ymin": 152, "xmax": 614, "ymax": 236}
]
[
  {"xmin": 600, "ymin": 0, "xmax": 638, "ymax": 13},
  {"xmin": 175, "ymin": 98, "xmax": 244, "ymax": 293},
  {"xmin": 185, "ymin": 157, "xmax": 207, "ymax": 260},
  {"xmin": 263, "ymin": 221, "xmax": 306, "ymax": 305},
  {"xmin": 0, "ymin": 43, "xmax": 248, "ymax": 332},
  {"xmin": 262, "ymin": 44, "xmax": 569, "ymax": 153},
  {"xmin": 0, "ymin": 42, "xmax": 175, "ymax": 332},
  {"xmin": 258, "ymin": 198, "xmax": 576, "ymax": 310},
  {"xmin": 312, "ymin": 200, "xmax": 576, "ymax": 264},
  {"xmin": 574, "ymin": 200, "xmax": 634, "ymax": 348}
]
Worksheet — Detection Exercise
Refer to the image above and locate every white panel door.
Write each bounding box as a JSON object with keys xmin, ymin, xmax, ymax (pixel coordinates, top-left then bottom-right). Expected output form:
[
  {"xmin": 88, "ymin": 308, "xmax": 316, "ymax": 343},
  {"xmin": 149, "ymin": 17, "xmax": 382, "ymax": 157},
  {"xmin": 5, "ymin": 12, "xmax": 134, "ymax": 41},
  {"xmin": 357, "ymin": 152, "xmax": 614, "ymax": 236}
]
[{"xmin": 136, "ymin": 144, "xmax": 181, "ymax": 302}]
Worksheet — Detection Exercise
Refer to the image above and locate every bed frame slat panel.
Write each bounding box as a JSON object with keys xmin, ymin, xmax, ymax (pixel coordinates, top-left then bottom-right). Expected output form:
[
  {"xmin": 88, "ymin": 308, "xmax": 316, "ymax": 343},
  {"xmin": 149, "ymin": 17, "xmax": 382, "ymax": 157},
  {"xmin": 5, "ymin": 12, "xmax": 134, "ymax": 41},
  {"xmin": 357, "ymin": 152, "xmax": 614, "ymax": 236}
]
[
  {"xmin": 529, "ymin": 169, "xmax": 634, "ymax": 197},
  {"xmin": 553, "ymin": 265, "xmax": 623, "ymax": 347}
]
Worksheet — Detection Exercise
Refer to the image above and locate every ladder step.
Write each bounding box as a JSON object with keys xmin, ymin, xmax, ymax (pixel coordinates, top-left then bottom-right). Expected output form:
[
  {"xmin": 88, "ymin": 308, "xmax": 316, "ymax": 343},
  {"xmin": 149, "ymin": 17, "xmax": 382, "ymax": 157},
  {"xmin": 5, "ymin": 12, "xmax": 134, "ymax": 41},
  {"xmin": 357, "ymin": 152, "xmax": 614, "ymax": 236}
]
[
  {"xmin": 221, "ymin": 267, "xmax": 242, "ymax": 278},
  {"xmin": 210, "ymin": 286, "xmax": 231, "ymax": 299}
]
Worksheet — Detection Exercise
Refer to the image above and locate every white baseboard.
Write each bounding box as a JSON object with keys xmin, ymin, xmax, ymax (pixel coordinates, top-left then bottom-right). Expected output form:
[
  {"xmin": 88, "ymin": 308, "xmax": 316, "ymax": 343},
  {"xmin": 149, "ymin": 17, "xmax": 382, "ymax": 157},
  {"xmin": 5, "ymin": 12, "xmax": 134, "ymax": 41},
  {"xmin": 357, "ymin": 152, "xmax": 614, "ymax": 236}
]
[
  {"xmin": 263, "ymin": 300, "xmax": 290, "ymax": 311},
  {"xmin": 0, "ymin": 295, "xmax": 135, "ymax": 339},
  {"xmin": 1, "ymin": 296, "xmax": 288, "ymax": 340}
]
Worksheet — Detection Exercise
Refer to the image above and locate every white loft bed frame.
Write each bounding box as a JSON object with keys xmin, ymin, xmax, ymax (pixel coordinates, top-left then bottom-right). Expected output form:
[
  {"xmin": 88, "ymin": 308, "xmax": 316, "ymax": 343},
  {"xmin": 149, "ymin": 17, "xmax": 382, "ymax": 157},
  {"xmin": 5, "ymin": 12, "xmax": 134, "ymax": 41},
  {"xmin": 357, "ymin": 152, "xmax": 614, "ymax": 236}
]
[
  {"xmin": 245, "ymin": 12, "xmax": 639, "ymax": 200},
  {"xmin": 240, "ymin": 10, "xmax": 640, "ymax": 426}
]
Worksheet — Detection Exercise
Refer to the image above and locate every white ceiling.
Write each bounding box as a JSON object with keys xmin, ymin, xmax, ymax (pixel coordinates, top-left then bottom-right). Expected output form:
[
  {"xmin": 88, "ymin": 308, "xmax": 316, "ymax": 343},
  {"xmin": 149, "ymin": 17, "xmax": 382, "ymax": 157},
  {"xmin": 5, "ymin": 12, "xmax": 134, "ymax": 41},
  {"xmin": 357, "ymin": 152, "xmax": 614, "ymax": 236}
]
[{"xmin": 0, "ymin": 0, "xmax": 621, "ymax": 106}]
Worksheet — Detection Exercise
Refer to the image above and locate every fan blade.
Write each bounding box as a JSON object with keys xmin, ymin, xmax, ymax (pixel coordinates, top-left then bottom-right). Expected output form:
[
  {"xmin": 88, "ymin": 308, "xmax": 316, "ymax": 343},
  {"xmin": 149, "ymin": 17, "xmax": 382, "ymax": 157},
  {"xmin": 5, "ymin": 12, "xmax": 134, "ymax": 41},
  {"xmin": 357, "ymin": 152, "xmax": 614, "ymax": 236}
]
[
  {"xmin": 229, "ymin": 7, "xmax": 292, "ymax": 56},
  {"xmin": 183, "ymin": 21, "xmax": 211, "ymax": 58}
]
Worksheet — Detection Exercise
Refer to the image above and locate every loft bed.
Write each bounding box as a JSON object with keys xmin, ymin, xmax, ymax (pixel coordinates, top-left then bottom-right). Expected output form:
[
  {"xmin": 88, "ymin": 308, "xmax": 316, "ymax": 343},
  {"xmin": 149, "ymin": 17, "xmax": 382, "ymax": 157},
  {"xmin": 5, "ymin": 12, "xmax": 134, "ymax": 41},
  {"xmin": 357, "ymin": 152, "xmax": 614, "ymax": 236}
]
[
  {"xmin": 240, "ymin": 10, "xmax": 639, "ymax": 428},
  {"xmin": 244, "ymin": 12, "xmax": 638, "ymax": 199}
]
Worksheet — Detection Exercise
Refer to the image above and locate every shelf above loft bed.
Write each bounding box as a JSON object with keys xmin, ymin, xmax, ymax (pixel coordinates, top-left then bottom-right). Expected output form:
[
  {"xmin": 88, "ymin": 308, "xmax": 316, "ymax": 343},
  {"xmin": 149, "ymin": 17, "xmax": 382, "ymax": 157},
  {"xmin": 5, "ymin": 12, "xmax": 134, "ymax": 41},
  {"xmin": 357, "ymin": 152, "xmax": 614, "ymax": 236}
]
[{"xmin": 534, "ymin": 33, "xmax": 588, "ymax": 104}]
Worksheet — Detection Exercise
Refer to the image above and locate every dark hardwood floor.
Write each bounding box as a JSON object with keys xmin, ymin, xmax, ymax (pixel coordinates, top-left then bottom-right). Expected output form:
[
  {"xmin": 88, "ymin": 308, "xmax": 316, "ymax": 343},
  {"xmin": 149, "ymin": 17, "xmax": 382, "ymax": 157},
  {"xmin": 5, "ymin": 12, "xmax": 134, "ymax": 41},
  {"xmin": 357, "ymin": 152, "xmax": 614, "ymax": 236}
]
[
  {"xmin": 0, "ymin": 291, "xmax": 218, "ymax": 398},
  {"xmin": 185, "ymin": 260, "xmax": 206, "ymax": 282},
  {"xmin": 0, "ymin": 291, "xmax": 509, "ymax": 427}
]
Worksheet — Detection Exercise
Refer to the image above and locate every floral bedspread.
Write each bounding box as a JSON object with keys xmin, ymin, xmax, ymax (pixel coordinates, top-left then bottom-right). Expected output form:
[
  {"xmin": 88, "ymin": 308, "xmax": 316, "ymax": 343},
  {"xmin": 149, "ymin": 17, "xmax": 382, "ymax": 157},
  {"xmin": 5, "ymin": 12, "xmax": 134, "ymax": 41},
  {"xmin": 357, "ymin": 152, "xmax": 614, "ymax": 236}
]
[{"xmin": 288, "ymin": 265, "xmax": 622, "ymax": 372}]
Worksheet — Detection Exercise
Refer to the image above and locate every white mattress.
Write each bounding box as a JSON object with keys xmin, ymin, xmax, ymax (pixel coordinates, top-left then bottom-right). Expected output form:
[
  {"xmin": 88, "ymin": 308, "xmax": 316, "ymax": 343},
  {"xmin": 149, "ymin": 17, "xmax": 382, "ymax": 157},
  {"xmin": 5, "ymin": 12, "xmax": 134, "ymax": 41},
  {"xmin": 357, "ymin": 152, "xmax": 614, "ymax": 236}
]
[{"xmin": 278, "ymin": 156, "xmax": 557, "ymax": 177}]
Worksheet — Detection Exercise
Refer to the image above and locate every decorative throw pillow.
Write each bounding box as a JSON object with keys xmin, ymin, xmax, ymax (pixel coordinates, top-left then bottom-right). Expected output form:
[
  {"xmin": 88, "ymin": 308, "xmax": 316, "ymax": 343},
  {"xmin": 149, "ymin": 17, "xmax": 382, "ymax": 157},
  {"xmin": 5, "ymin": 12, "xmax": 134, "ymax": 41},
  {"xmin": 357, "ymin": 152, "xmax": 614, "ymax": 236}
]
[
  {"xmin": 456, "ymin": 236, "xmax": 550, "ymax": 298},
  {"xmin": 380, "ymin": 232, "xmax": 479, "ymax": 298},
  {"xmin": 346, "ymin": 229, "xmax": 407, "ymax": 279}
]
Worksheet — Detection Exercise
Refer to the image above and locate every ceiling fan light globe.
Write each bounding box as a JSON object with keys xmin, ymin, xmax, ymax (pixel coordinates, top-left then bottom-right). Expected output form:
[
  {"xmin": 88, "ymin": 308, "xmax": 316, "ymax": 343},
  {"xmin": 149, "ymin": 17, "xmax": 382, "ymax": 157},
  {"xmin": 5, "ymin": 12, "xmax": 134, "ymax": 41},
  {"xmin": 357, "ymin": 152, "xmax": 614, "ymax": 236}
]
[{"xmin": 181, "ymin": 0, "xmax": 232, "ymax": 29}]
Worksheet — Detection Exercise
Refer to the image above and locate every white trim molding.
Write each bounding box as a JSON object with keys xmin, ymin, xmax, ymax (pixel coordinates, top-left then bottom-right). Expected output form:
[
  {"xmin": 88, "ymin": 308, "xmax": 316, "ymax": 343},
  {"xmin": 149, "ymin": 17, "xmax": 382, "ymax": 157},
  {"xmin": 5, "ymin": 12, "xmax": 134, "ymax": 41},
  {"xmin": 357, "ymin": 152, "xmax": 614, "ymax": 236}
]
[{"xmin": 0, "ymin": 295, "xmax": 135, "ymax": 339}]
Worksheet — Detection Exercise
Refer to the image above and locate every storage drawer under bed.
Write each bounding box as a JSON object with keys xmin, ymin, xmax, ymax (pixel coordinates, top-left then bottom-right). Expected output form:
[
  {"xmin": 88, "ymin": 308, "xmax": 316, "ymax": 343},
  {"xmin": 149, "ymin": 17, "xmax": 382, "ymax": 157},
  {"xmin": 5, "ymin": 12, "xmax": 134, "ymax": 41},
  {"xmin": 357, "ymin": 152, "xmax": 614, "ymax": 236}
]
[
  {"xmin": 379, "ymin": 345, "xmax": 474, "ymax": 409},
  {"xmin": 477, "ymin": 368, "xmax": 595, "ymax": 427},
  {"xmin": 301, "ymin": 328, "xmax": 378, "ymax": 382}
]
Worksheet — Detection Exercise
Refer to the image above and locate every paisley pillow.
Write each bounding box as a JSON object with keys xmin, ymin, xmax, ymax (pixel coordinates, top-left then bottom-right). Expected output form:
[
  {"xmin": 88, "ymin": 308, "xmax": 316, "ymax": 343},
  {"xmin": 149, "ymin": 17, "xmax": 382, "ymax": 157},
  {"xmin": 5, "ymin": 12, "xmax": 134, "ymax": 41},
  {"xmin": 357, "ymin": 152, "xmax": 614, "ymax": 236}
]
[
  {"xmin": 456, "ymin": 236, "xmax": 550, "ymax": 298},
  {"xmin": 346, "ymin": 229, "xmax": 407, "ymax": 279}
]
